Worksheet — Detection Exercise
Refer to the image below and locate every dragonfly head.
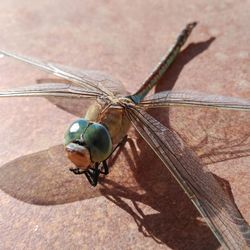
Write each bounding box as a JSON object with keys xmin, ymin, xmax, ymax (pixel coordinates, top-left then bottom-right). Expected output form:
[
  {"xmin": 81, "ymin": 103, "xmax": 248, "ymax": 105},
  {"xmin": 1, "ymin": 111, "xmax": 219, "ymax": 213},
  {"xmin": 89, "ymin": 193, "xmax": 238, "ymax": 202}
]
[{"xmin": 64, "ymin": 118, "xmax": 112, "ymax": 169}]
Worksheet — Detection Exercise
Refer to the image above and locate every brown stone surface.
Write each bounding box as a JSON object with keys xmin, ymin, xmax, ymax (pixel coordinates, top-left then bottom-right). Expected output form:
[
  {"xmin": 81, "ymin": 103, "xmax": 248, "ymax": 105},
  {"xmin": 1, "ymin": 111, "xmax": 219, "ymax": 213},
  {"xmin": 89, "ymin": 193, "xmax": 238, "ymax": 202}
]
[{"xmin": 0, "ymin": 1, "xmax": 249, "ymax": 249}]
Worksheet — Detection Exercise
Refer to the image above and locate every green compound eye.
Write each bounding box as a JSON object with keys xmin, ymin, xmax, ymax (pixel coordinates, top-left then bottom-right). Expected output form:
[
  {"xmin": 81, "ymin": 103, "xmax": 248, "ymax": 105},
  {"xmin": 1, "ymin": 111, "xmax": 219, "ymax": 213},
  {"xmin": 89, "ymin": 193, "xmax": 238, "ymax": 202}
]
[
  {"xmin": 84, "ymin": 123, "xmax": 112, "ymax": 162},
  {"xmin": 64, "ymin": 119, "xmax": 112, "ymax": 163},
  {"xmin": 64, "ymin": 119, "xmax": 89, "ymax": 146}
]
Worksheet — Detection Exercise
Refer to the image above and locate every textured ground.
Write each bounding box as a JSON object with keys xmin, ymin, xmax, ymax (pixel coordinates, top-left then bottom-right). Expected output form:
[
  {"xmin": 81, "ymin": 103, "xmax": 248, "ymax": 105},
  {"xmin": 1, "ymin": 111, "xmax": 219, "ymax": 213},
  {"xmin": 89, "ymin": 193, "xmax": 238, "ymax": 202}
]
[{"xmin": 0, "ymin": 1, "xmax": 249, "ymax": 249}]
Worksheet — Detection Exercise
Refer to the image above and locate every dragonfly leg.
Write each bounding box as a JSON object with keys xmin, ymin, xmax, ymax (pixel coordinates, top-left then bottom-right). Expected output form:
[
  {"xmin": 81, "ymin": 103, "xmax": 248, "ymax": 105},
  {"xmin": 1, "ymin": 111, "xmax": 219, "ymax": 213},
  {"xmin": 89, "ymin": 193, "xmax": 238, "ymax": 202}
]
[
  {"xmin": 112, "ymin": 135, "xmax": 128, "ymax": 153},
  {"xmin": 84, "ymin": 163, "xmax": 100, "ymax": 187},
  {"xmin": 69, "ymin": 167, "xmax": 85, "ymax": 175},
  {"xmin": 99, "ymin": 135, "xmax": 128, "ymax": 174},
  {"xmin": 99, "ymin": 160, "xmax": 109, "ymax": 175},
  {"xmin": 70, "ymin": 164, "xmax": 101, "ymax": 186}
]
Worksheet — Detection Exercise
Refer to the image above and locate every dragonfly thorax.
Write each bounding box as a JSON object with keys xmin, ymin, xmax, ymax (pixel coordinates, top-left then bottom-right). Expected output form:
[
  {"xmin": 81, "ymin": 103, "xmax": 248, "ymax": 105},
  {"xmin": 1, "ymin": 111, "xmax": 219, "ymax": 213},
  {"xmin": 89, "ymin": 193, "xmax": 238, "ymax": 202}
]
[
  {"xmin": 117, "ymin": 96, "xmax": 135, "ymax": 106},
  {"xmin": 64, "ymin": 118, "xmax": 112, "ymax": 169}
]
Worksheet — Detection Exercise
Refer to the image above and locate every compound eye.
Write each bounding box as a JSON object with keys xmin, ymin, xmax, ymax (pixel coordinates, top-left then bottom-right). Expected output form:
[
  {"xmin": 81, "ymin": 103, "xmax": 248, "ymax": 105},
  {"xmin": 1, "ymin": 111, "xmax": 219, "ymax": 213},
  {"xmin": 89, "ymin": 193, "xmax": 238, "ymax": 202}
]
[
  {"xmin": 84, "ymin": 123, "xmax": 112, "ymax": 162},
  {"xmin": 64, "ymin": 119, "xmax": 89, "ymax": 145}
]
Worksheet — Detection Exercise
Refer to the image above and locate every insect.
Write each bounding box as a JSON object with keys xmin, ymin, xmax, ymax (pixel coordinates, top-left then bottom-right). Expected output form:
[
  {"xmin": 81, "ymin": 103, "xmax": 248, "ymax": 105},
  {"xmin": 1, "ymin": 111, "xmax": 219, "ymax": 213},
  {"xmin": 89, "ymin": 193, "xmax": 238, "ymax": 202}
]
[{"xmin": 0, "ymin": 23, "xmax": 249, "ymax": 249}]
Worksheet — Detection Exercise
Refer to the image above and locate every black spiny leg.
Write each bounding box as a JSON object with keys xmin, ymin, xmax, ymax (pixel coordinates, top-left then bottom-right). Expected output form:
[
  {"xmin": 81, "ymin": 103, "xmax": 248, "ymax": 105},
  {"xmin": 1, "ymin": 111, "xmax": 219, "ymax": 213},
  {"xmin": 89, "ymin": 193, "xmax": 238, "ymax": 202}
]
[
  {"xmin": 99, "ymin": 160, "xmax": 109, "ymax": 175},
  {"xmin": 69, "ymin": 167, "xmax": 85, "ymax": 175},
  {"xmin": 98, "ymin": 135, "xmax": 128, "ymax": 176},
  {"xmin": 69, "ymin": 163, "xmax": 105, "ymax": 186},
  {"xmin": 84, "ymin": 161, "xmax": 109, "ymax": 186},
  {"xmin": 69, "ymin": 165, "xmax": 100, "ymax": 186},
  {"xmin": 84, "ymin": 163, "xmax": 100, "ymax": 187},
  {"xmin": 113, "ymin": 135, "xmax": 128, "ymax": 153}
]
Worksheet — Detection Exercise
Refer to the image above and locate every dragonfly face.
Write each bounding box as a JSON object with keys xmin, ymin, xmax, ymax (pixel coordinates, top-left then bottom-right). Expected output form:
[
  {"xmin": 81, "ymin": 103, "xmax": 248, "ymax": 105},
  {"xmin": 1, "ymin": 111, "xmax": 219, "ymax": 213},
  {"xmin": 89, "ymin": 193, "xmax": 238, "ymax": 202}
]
[{"xmin": 64, "ymin": 118, "xmax": 112, "ymax": 169}]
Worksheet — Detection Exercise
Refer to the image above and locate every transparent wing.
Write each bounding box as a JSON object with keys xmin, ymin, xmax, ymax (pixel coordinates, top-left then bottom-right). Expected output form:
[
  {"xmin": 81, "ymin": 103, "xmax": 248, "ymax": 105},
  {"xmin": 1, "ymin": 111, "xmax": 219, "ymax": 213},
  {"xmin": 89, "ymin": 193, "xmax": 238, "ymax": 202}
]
[
  {"xmin": 125, "ymin": 107, "xmax": 250, "ymax": 249},
  {"xmin": 51, "ymin": 69, "xmax": 129, "ymax": 97},
  {"xmin": 0, "ymin": 50, "xmax": 116, "ymax": 97},
  {"xmin": 32, "ymin": 77, "xmax": 128, "ymax": 117},
  {"xmin": 163, "ymin": 105, "xmax": 250, "ymax": 166},
  {"xmin": 0, "ymin": 83, "xmax": 100, "ymax": 99},
  {"xmin": 139, "ymin": 91, "xmax": 250, "ymax": 111}
]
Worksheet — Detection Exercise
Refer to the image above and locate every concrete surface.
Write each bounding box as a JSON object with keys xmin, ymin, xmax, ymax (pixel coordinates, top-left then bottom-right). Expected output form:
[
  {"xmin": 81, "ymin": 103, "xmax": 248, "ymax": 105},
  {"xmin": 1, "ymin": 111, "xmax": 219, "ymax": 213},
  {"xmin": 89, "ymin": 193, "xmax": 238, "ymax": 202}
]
[{"xmin": 0, "ymin": 0, "xmax": 249, "ymax": 249}]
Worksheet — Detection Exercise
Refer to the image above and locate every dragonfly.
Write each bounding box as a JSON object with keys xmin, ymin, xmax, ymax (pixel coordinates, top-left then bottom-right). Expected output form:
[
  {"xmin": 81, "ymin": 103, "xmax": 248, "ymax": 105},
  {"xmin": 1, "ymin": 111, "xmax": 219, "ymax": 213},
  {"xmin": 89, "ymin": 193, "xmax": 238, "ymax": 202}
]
[{"xmin": 0, "ymin": 23, "xmax": 250, "ymax": 249}]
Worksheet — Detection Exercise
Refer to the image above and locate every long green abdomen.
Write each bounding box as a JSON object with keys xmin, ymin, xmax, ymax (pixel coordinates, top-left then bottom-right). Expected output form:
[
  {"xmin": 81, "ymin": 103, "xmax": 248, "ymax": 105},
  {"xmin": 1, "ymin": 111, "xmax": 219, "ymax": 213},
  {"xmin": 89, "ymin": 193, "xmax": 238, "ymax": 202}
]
[{"xmin": 130, "ymin": 22, "xmax": 197, "ymax": 104}]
